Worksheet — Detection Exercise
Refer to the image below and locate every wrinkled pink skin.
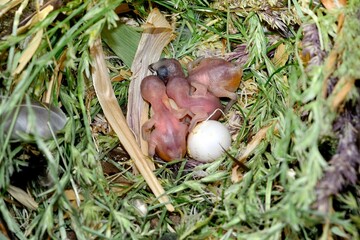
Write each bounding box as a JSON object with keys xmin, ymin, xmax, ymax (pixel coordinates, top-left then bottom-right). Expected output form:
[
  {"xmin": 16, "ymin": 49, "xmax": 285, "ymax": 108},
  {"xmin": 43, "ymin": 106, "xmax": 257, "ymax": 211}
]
[
  {"xmin": 166, "ymin": 76, "xmax": 223, "ymax": 132},
  {"xmin": 187, "ymin": 57, "xmax": 242, "ymax": 100},
  {"xmin": 141, "ymin": 76, "xmax": 189, "ymax": 162},
  {"xmin": 149, "ymin": 58, "xmax": 227, "ymax": 131}
]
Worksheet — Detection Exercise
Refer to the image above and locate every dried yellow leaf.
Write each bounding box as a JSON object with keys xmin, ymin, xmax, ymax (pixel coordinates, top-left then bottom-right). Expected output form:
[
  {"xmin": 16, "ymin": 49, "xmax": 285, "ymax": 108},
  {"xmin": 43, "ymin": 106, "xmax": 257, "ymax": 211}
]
[
  {"xmin": 8, "ymin": 185, "xmax": 38, "ymax": 210},
  {"xmin": 330, "ymin": 76, "xmax": 355, "ymax": 110},
  {"xmin": 64, "ymin": 189, "xmax": 84, "ymax": 201},
  {"xmin": 127, "ymin": 8, "xmax": 173, "ymax": 167},
  {"xmin": 90, "ymin": 38, "xmax": 174, "ymax": 212},
  {"xmin": 0, "ymin": 0, "xmax": 11, "ymax": 5},
  {"xmin": 14, "ymin": 29, "xmax": 43, "ymax": 76},
  {"xmin": 0, "ymin": 0, "xmax": 22, "ymax": 18},
  {"xmin": 238, "ymin": 123, "xmax": 278, "ymax": 162},
  {"xmin": 272, "ymin": 43, "xmax": 289, "ymax": 67},
  {"xmin": 321, "ymin": 0, "xmax": 346, "ymax": 9},
  {"xmin": 17, "ymin": 5, "xmax": 54, "ymax": 34}
]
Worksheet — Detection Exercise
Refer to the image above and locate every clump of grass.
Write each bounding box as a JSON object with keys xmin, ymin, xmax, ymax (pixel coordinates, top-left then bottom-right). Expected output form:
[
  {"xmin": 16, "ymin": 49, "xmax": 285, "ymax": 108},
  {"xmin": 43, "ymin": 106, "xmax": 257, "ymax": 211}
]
[{"xmin": 1, "ymin": 0, "xmax": 359, "ymax": 239}]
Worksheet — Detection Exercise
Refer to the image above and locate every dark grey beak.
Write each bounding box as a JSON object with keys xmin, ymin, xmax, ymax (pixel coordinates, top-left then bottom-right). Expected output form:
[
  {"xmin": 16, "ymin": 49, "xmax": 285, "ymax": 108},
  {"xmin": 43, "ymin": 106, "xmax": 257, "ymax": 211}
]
[{"xmin": 148, "ymin": 63, "xmax": 155, "ymax": 73}]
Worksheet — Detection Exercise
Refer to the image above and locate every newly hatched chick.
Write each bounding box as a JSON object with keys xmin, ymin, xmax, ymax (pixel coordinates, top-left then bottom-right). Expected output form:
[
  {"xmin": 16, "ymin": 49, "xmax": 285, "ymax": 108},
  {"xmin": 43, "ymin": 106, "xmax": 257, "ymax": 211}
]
[
  {"xmin": 150, "ymin": 58, "xmax": 224, "ymax": 131},
  {"xmin": 166, "ymin": 75, "xmax": 223, "ymax": 132},
  {"xmin": 187, "ymin": 57, "xmax": 242, "ymax": 100},
  {"xmin": 140, "ymin": 76, "xmax": 189, "ymax": 162}
]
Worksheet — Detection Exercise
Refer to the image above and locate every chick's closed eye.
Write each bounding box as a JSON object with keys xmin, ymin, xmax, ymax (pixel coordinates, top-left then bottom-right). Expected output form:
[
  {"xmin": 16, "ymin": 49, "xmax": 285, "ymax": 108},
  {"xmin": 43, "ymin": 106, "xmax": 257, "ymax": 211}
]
[
  {"xmin": 149, "ymin": 58, "xmax": 186, "ymax": 83},
  {"xmin": 156, "ymin": 66, "xmax": 169, "ymax": 82}
]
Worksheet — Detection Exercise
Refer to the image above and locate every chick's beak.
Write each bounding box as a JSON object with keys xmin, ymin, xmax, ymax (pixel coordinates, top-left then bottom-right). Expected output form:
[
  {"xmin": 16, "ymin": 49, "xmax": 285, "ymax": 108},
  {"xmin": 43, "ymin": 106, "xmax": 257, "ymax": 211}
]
[{"xmin": 148, "ymin": 63, "xmax": 155, "ymax": 73}]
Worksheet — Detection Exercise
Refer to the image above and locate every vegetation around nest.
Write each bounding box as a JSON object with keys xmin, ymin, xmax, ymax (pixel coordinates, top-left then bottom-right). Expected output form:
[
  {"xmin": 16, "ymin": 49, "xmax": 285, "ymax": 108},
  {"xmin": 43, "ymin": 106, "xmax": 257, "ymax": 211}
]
[{"xmin": 0, "ymin": 0, "xmax": 359, "ymax": 239}]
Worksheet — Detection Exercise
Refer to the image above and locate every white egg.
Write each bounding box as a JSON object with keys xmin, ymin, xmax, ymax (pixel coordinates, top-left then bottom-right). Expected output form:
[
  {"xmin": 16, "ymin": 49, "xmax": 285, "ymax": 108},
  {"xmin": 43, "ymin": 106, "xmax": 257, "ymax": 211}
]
[{"xmin": 187, "ymin": 120, "xmax": 232, "ymax": 162}]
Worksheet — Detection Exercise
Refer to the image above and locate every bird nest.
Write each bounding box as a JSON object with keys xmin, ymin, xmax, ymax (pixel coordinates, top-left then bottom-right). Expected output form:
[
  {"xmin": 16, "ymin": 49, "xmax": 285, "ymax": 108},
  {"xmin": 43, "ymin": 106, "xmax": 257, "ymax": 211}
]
[{"xmin": 0, "ymin": 0, "xmax": 359, "ymax": 239}]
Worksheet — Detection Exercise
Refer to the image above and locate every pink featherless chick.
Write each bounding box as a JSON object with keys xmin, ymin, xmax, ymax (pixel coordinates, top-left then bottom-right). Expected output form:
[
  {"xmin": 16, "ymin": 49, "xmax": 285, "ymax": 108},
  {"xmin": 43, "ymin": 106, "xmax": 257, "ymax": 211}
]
[
  {"xmin": 149, "ymin": 58, "xmax": 223, "ymax": 132},
  {"xmin": 140, "ymin": 75, "xmax": 189, "ymax": 162},
  {"xmin": 187, "ymin": 57, "xmax": 242, "ymax": 100}
]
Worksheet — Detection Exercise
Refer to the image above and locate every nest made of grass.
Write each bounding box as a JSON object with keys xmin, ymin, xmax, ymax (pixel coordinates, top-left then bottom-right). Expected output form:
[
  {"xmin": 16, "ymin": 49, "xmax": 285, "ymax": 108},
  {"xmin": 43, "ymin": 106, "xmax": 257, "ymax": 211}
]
[{"xmin": 0, "ymin": 0, "xmax": 359, "ymax": 239}]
